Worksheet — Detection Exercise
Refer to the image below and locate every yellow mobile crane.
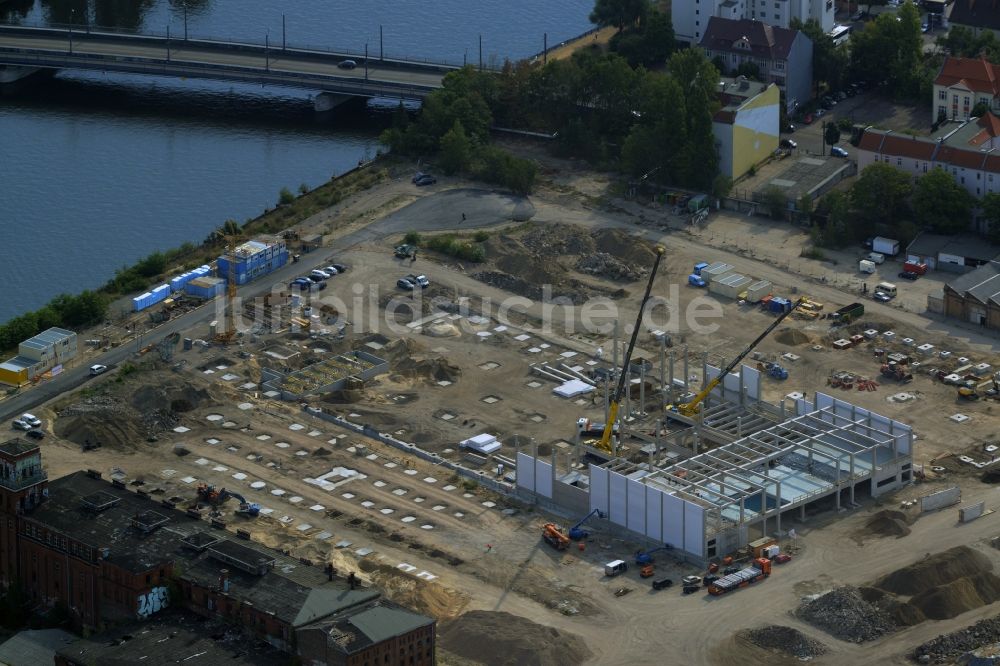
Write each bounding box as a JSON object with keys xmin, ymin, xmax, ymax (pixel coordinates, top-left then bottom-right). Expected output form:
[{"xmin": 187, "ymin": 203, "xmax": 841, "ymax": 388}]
[
  {"xmin": 672, "ymin": 297, "xmax": 803, "ymax": 418},
  {"xmin": 215, "ymin": 236, "xmax": 241, "ymax": 345},
  {"xmin": 596, "ymin": 246, "xmax": 665, "ymax": 456}
]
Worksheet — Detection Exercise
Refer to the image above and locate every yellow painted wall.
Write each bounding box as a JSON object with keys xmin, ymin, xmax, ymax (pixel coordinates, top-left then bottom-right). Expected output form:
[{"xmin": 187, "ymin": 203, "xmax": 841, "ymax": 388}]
[{"xmin": 730, "ymin": 84, "xmax": 781, "ymax": 179}]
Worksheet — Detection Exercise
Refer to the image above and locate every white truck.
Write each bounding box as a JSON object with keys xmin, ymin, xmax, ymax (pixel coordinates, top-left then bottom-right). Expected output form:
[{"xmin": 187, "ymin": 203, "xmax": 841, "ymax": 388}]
[
  {"xmin": 872, "ymin": 237, "xmax": 900, "ymax": 256},
  {"xmin": 867, "ymin": 252, "xmax": 885, "ymax": 265}
]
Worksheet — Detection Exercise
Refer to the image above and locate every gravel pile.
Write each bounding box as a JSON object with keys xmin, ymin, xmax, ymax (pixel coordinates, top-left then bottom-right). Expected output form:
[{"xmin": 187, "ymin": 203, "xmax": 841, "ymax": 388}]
[
  {"xmin": 797, "ymin": 586, "xmax": 898, "ymax": 643},
  {"xmin": 741, "ymin": 625, "xmax": 828, "ymax": 659},
  {"xmin": 575, "ymin": 253, "xmax": 645, "ymax": 281},
  {"xmin": 912, "ymin": 615, "xmax": 1000, "ymax": 664}
]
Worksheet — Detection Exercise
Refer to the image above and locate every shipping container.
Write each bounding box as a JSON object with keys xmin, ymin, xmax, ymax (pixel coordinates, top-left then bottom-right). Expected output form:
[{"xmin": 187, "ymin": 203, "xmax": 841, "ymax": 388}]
[
  {"xmin": 702, "ymin": 262, "xmax": 733, "ymax": 284},
  {"xmin": 769, "ymin": 297, "xmax": 791, "ymax": 313},
  {"xmin": 709, "ymin": 274, "xmax": 751, "ymax": 299},
  {"xmin": 872, "ymin": 237, "xmax": 900, "ymax": 256},
  {"xmin": 185, "ymin": 276, "xmax": 225, "ymax": 300},
  {"xmin": 746, "ymin": 280, "xmax": 772, "ymax": 303}
]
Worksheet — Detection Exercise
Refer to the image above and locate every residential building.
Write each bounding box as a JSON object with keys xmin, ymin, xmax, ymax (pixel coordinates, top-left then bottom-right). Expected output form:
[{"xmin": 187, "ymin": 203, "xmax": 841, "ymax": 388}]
[
  {"xmin": 0, "ymin": 327, "xmax": 77, "ymax": 387},
  {"xmin": 942, "ymin": 260, "xmax": 1000, "ymax": 328},
  {"xmin": 0, "ymin": 439, "xmax": 435, "ymax": 664},
  {"xmin": 933, "ymin": 56, "xmax": 1000, "ymax": 121},
  {"xmin": 712, "ymin": 76, "xmax": 781, "ymax": 179},
  {"xmin": 948, "ymin": 0, "xmax": 1000, "ymax": 39},
  {"xmin": 700, "ymin": 17, "xmax": 813, "ymax": 111},
  {"xmin": 856, "ymin": 114, "xmax": 1000, "ymax": 232},
  {"xmin": 673, "ymin": 0, "xmax": 832, "ymax": 48}
]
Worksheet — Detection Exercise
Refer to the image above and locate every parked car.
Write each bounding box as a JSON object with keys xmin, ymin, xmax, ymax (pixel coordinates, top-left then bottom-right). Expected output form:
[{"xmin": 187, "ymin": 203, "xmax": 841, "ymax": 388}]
[
  {"xmin": 414, "ymin": 174, "xmax": 437, "ymax": 186},
  {"xmin": 310, "ymin": 269, "xmax": 331, "ymax": 280},
  {"xmin": 921, "ymin": 22, "xmax": 930, "ymax": 32},
  {"xmin": 821, "ymin": 97, "xmax": 836, "ymax": 109},
  {"xmin": 322, "ymin": 266, "xmax": 341, "ymax": 276},
  {"xmin": 396, "ymin": 277, "xmax": 416, "ymax": 291},
  {"xmin": 290, "ymin": 278, "xmax": 312, "ymax": 289},
  {"xmin": 831, "ymin": 146, "xmax": 849, "ymax": 158},
  {"xmin": 306, "ymin": 274, "xmax": 325, "ymax": 283},
  {"xmin": 898, "ymin": 271, "xmax": 919, "ymax": 280},
  {"xmin": 20, "ymin": 414, "xmax": 41, "ymax": 428},
  {"xmin": 873, "ymin": 291, "xmax": 893, "ymax": 303},
  {"xmin": 780, "ymin": 138, "xmax": 798, "ymax": 150},
  {"xmin": 12, "ymin": 420, "xmax": 31, "ymax": 431},
  {"xmin": 782, "ymin": 123, "xmax": 796, "ymax": 133},
  {"xmin": 89, "ymin": 364, "xmax": 108, "ymax": 376},
  {"xmin": 851, "ymin": 10, "xmax": 864, "ymax": 20},
  {"xmin": 814, "ymin": 108, "xmax": 826, "ymax": 118},
  {"xmin": 802, "ymin": 113, "xmax": 814, "ymax": 125},
  {"xmin": 394, "ymin": 244, "xmax": 416, "ymax": 258},
  {"xmin": 338, "ymin": 59, "xmax": 357, "ymax": 70},
  {"xmin": 411, "ymin": 274, "xmax": 430, "ymax": 288},
  {"xmin": 836, "ymin": 91, "xmax": 848, "ymax": 101},
  {"xmin": 26, "ymin": 430, "xmax": 44, "ymax": 440},
  {"xmin": 330, "ymin": 263, "xmax": 348, "ymax": 273}
]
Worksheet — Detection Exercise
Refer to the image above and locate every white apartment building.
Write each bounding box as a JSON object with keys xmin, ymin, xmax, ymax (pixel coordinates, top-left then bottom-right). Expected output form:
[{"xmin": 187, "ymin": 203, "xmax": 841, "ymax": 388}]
[{"xmin": 673, "ymin": 0, "xmax": 834, "ymax": 46}]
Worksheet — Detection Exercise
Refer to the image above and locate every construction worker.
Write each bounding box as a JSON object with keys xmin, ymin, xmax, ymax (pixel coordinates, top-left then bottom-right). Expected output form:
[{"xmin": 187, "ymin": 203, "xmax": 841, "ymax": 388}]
[{"xmin": 461, "ymin": 212, "xmax": 467, "ymax": 222}]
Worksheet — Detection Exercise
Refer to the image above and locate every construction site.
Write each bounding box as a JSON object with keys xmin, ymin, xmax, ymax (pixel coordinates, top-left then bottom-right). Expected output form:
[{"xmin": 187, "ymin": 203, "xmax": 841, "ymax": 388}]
[{"xmin": 11, "ymin": 167, "xmax": 1000, "ymax": 666}]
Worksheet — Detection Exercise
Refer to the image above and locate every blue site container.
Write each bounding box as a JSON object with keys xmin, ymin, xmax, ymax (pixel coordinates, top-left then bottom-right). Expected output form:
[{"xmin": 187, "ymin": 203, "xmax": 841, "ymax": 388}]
[
  {"xmin": 769, "ymin": 297, "xmax": 787, "ymax": 313},
  {"xmin": 185, "ymin": 277, "xmax": 224, "ymax": 300},
  {"xmin": 133, "ymin": 292, "xmax": 153, "ymax": 312}
]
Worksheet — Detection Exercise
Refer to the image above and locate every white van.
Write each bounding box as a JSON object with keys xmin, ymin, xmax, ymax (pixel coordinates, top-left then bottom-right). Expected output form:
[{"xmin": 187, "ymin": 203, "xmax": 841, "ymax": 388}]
[
  {"xmin": 875, "ymin": 282, "xmax": 897, "ymax": 297},
  {"xmin": 604, "ymin": 560, "xmax": 628, "ymax": 577}
]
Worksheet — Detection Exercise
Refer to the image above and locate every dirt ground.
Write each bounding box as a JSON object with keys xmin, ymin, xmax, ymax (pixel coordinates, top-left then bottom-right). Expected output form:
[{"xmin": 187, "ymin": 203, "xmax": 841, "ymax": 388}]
[{"xmin": 22, "ymin": 150, "xmax": 1000, "ymax": 666}]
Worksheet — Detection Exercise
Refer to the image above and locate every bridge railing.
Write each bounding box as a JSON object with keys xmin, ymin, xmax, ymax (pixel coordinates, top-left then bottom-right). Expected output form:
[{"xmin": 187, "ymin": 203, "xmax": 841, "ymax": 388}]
[{"xmin": 0, "ymin": 20, "xmax": 506, "ymax": 71}]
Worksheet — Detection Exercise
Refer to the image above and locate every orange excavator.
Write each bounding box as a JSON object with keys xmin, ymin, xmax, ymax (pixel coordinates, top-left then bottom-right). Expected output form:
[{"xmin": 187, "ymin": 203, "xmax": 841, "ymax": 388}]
[{"xmin": 542, "ymin": 523, "xmax": 571, "ymax": 550}]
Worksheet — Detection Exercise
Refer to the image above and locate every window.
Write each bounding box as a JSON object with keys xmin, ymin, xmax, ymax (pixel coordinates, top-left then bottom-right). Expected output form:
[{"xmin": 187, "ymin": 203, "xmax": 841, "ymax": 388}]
[
  {"xmin": 774, "ymin": 13, "xmax": 779, "ymax": 18},
  {"xmin": 991, "ymin": 174, "xmax": 994, "ymax": 182},
  {"xmin": 897, "ymin": 158, "xmax": 902, "ymax": 166},
  {"xmin": 939, "ymin": 90, "xmax": 947, "ymax": 100},
  {"xmin": 775, "ymin": 61, "xmax": 784, "ymax": 70},
  {"xmin": 695, "ymin": 9, "xmax": 699, "ymax": 13},
  {"xmin": 145, "ymin": 574, "xmax": 151, "ymax": 584}
]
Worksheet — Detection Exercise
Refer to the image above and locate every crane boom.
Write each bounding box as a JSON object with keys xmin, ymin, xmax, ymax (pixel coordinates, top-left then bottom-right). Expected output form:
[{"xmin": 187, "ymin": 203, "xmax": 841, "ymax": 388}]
[
  {"xmin": 676, "ymin": 298, "xmax": 803, "ymax": 417},
  {"xmin": 596, "ymin": 246, "xmax": 665, "ymax": 455}
]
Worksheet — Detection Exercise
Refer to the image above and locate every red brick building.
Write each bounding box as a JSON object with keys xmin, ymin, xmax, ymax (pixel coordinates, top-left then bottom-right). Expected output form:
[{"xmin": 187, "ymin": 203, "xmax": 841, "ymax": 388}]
[{"xmin": 0, "ymin": 439, "xmax": 435, "ymax": 665}]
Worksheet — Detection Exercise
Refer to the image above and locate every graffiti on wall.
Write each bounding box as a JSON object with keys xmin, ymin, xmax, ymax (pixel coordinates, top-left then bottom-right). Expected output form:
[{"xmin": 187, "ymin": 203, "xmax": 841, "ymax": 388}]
[{"xmin": 137, "ymin": 586, "xmax": 169, "ymax": 619}]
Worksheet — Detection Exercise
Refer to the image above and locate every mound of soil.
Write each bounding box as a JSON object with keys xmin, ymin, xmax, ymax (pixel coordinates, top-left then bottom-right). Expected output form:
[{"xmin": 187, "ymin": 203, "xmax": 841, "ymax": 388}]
[
  {"xmin": 875, "ymin": 546, "xmax": 992, "ymax": 596},
  {"xmin": 56, "ymin": 396, "xmax": 147, "ymax": 449},
  {"xmin": 859, "ymin": 587, "xmax": 927, "ymax": 627},
  {"xmin": 740, "ymin": 625, "xmax": 827, "ymax": 659},
  {"xmin": 379, "ymin": 338, "xmax": 426, "ymax": 363},
  {"xmin": 520, "ymin": 224, "xmax": 596, "ymax": 256},
  {"xmin": 131, "ymin": 380, "xmax": 213, "ymax": 414},
  {"xmin": 439, "ymin": 611, "xmax": 592, "ymax": 666},
  {"xmin": 423, "ymin": 322, "xmax": 461, "ymax": 337},
  {"xmin": 909, "ymin": 572, "xmax": 1000, "ymax": 620},
  {"xmin": 774, "ymin": 328, "xmax": 811, "ymax": 346},
  {"xmin": 863, "ymin": 510, "xmax": 913, "ymax": 539},
  {"xmin": 496, "ymin": 253, "xmax": 567, "ymax": 286},
  {"xmin": 392, "ymin": 356, "xmax": 462, "ymax": 384},
  {"xmin": 796, "ymin": 586, "xmax": 898, "ymax": 643},
  {"xmin": 592, "ymin": 228, "xmax": 658, "ymax": 265},
  {"xmin": 575, "ymin": 252, "xmax": 646, "ymax": 282},
  {"xmin": 359, "ymin": 559, "xmax": 468, "ymax": 621}
]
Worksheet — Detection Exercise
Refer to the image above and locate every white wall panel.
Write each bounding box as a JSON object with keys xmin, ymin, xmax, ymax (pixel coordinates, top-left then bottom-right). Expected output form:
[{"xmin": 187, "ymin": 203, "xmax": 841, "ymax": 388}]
[
  {"xmin": 609, "ymin": 471, "xmax": 627, "ymax": 526},
  {"xmin": 627, "ymin": 478, "xmax": 646, "ymax": 534},
  {"xmin": 516, "ymin": 452, "xmax": 535, "ymax": 492},
  {"xmin": 589, "ymin": 464, "xmax": 609, "ymax": 515},
  {"xmin": 535, "ymin": 459, "xmax": 553, "ymax": 498},
  {"xmin": 816, "ymin": 392, "xmax": 834, "ymax": 411},
  {"xmin": 683, "ymin": 501, "xmax": 705, "ymax": 557},
  {"xmin": 662, "ymin": 493, "xmax": 684, "ymax": 548},
  {"xmin": 645, "ymin": 486, "xmax": 663, "ymax": 542}
]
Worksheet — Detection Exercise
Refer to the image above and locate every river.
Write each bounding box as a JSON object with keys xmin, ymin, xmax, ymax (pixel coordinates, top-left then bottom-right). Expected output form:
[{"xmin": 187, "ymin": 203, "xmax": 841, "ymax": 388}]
[{"xmin": 0, "ymin": 0, "xmax": 593, "ymax": 324}]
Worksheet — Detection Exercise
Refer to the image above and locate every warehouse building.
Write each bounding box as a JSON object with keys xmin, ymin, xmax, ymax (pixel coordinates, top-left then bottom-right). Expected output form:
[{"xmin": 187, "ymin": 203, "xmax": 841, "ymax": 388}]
[
  {"xmin": 943, "ymin": 260, "xmax": 1000, "ymax": 329},
  {"xmin": 218, "ymin": 237, "xmax": 289, "ymax": 286},
  {"xmin": 0, "ymin": 439, "xmax": 434, "ymax": 664},
  {"xmin": 906, "ymin": 233, "xmax": 1000, "ymax": 272},
  {"xmin": 0, "ymin": 327, "xmax": 78, "ymax": 386},
  {"xmin": 516, "ymin": 365, "xmax": 912, "ymax": 563}
]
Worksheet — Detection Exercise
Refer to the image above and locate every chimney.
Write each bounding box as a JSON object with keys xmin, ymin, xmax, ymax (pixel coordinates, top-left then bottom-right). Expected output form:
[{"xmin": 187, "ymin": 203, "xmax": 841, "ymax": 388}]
[
  {"xmin": 348, "ymin": 571, "xmax": 357, "ymax": 590},
  {"xmin": 219, "ymin": 569, "xmax": 230, "ymax": 593}
]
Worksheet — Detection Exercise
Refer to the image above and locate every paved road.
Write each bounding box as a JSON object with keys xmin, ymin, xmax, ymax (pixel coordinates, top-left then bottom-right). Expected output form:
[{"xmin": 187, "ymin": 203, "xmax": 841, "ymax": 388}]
[
  {"xmin": 0, "ymin": 33, "xmax": 446, "ymax": 90},
  {"xmin": 0, "ymin": 187, "xmax": 529, "ymax": 423}
]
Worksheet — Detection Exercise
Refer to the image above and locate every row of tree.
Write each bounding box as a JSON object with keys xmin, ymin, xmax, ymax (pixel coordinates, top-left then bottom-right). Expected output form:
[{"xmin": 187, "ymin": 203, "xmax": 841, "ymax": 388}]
[{"xmin": 0, "ymin": 290, "xmax": 108, "ymax": 354}]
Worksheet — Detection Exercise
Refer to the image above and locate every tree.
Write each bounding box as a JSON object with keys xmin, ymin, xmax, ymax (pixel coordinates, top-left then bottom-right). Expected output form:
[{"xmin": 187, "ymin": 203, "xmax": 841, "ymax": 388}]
[
  {"xmin": 668, "ymin": 49, "xmax": 721, "ymax": 188},
  {"xmin": 609, "ymin": 9, "xmax": 675, "ymax": 67},
  {"xmin": 762, "ymin": 186, "xmax": 788, "ymax": 220},
  {"xmin": 982, "ymin": 192, "xmax": 1000, "ymax": 243},
  {"xmin": 590, "ymin": 0, "xmax": 650, "ymax": 31},
  {"xmin": 791, "ymin": 18, "xmax": 848, "ymax": 97},
  {"xmin": 712, "ymin": 174, "xmax": 733, "ymax": 199},
  {"xmin": 798, "ymin": 193, "xmax": 813, "ymax": 222},
  {"xmin": 824, "ymin": 123, "xmax": 841, "ymax": 147},
  {"xmin": 913, "ymin": 167, "xmax": 974, "ymax": 233},
  {"xmin": 814, "ymin": 190, "xmax": 854, "ymax": 247},
  {"xmin": 851, "ymin": 163, "xmax": 913, "ymax": 228},
  {"xmin": 439, "ymin": 121, "xmax": 473, "ymax": 175},
  {"xmin": 849, "ymin": 5, "xmax": 924, "ymax": 99},
  {"xmin": 972, "ymin": 101, "xmax": 990, "ymax": 117}
]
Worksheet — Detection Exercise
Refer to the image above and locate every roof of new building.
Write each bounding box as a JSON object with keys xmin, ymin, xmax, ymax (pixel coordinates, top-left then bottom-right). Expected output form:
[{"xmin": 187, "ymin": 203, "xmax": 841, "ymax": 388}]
[
  {"xmin": 713, "ymin": 76, "xmax": 773, "ymax": 124},
  {"xmin": 0, "ymin": 628, "xmax": 76, "ymax": 666},
  {"xmin": 19, "ymin": 327, "xmax": 75, "ymax": 352},
  {"xmin": 55, "ymin": 610, "xmax": 287, "ymax": 666},
  {"xmin": 0, "ymin": 438, "xmax": 40, "ymax": 457},
  {"xmin": 948, "ymin": 0, "xmax": 1000, "ymax": 34},
  {"xmin": 700, "ymin": 17, "xmax": 803, "ymax": 60},
  {"xmin": 908, "ymin": 233, "xmax": 1000, "ymax": 262},
  {"xmin": 946, "ymin": 261, "xmax": 1000, "ymax": 304},
  {"xmin": 0, "ymin": 356, "xmax": 37, "ymax": 372},
  {"xmin": 304, "ymin": 599, "xmax": 435, "ymax": 655},
  {"xmin": 31, "ymin": 472, "xmax": 389, "ymax": 627},
  {"xmin": 935, "ymin": 56, "xmax": 1000, "ymax": 95}
]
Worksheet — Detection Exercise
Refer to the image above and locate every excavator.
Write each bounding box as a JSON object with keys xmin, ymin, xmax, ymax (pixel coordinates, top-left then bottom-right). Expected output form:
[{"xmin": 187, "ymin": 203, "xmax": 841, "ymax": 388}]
[
  {"xmin": 196, "ymin": 483, "xmax": 261, "ymax": 517},
  {"xmin": 595, "ymin": 246, "xmax": 665, "ymax": 457},
  {"xmin": 670, "ymin": 297, "xmax": 803, "ymax": 418}
]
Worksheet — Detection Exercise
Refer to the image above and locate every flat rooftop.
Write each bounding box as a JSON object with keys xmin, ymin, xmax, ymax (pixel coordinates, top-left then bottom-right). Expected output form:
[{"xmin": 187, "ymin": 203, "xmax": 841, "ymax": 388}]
[{"xmin": 0, "ymin": 438, "xmax": 40, "ymax": 457}]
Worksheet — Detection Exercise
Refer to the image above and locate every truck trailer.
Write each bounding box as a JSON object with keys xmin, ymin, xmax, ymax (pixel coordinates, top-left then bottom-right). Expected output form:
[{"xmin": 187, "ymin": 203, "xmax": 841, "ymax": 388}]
[
  {"xmin": 872, "ymin": 237, "xmax": 900, "ymax": 256},
  {"xmin": 707, "ymin": 557, "xmax": 771, "ymax": 595},
  {"xmin": 831, "ymin": 302, "xmax": 865, "ymax": 322}
]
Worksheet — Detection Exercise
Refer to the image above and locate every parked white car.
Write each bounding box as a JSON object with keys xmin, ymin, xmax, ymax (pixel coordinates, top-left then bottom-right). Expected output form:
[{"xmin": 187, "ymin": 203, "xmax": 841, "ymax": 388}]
[
  {"xmin": 20, "ymin": 413, "xmax": 41, "ymax": 428},
  {"xmin": 12, "ymin": 420, "xmax": 31, "ymax": 431}
]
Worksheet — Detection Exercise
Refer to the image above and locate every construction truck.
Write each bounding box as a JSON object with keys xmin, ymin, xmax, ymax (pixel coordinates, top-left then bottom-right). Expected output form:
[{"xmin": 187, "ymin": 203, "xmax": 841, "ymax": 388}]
[
  {"xmin": 670, "ymin": 298, "xmax": 803, "ymax": 417},
  {"xmin": 542, "ymin": 523, "xmax": 571, "ymax": 550},
  {"xmin": 881, "ymin": 362, "xmax": 913, "ymax": 383},
  {"xmin": 707, "ymin": 557, "xmax": 772, "ymax": 595},
  {"xmin": 830, "ymin": 302, "xmax": 864, "ymax": 323},
  {"xmin": 958, "ymin": 385, "xmax": 980, "ymax": 400},
  {"xmin": 757, "ymin": 361, "xmax": 788, "ymax": 380}
]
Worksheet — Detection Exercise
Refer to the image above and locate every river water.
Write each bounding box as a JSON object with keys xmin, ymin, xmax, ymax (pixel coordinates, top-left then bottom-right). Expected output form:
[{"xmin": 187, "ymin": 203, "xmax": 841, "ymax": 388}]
[{"xmin": 0, "ymin": 0, "xmax": 592, "ymax": 324}]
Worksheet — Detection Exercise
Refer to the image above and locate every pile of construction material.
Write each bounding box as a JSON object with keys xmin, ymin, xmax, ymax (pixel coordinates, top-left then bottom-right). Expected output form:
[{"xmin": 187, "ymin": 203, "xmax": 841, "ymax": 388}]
[
  {"xmin": 912, "ymin": 614, "xmax": 1000, "ymax": 664},
  {"xmin": 796, "ymin": 587, "xmax": 898, "ymax": 643},
  {"xmin": 575, "ymin": 253, "xmax": 645, "ymax": 281},
  {"xmin": 827, "ymin": 372, "xmax": 878, "ymax": 391},
  {"xmin": 740, "ymin": 626, "xmax": 827, "ymax": 659}
]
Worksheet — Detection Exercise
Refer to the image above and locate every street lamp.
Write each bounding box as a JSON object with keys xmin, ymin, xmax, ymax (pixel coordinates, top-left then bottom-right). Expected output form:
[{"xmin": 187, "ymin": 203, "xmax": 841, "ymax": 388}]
[
  {"xmin": 364, "ymin": 43, "xmax": 368, "ymax": 82},
  {"xmin": 183, "ymin": 2, "xmax": 188, "ymax": 41},
  {"xmin": 69, "ymin": 9, "xmax": 74, "ymax": 55},
  {"xmin": 265, "ymin": 31, "xmax": 269, "ymax": 71}
]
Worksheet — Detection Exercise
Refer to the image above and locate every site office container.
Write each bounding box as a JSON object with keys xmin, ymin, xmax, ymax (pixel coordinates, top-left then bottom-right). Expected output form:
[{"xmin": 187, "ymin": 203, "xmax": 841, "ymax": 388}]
[
  {"xmin": 702, "ymin": 262, "xmax": 733, "ymax": 284},
  {"xmin": 185, "ymin": 277, "xmax": 225, "ymax": 300},
  {"xmin": 746, "ymin": 280, "xmax": 772, "ymax": 303},
  {"xmin": 709, "ymin": 274, "xmax": 751, "ymax": 299}
]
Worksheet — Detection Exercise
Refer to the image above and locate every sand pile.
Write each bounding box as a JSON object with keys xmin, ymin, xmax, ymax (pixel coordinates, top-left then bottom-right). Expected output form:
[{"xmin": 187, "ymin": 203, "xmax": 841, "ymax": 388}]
[
  {"xmin": 56, "ymin": 396, "xmax": 147, "ymax": 450},
  {"xmin": 862, "ymin": 510, "xmax": 913, "ymax": 539},
  {"xmin": 909, "ymin": 574, "xmax": 1000, "ymax": 620},
  {"xmin": 423, "ymin": 322, "xmax": 461, "ymax": 337},
  {"xmin": 797, "ymin": 586, "xmax": 898, "ymax": 642},
  {"xmin": 740, "ymin": 625, "xmax": 827, "ymax": 659},
  {"xmin": 592, "ymin": 228, "xmax": 658, "ymax": 265},
  {"xmin": 859, "ymin": 587, "xmax": 927, "ymax": 626},
  {"xmin": 774, "ymin": 328, "xmax": 811, "ymax": 346},
  {"xmin": 360, "ymin": 560, "xmax": 468, "ymax": 621},
  {"xmin": 575, "ymin": 252, "xmax": 646, "ymax": 281},
  {"xmin": 380, "ymin": 338, "xmax": 426, "ymax": 363},
  {"xmin": 439, "ymin": 611, "xmax": 592, "ymax": 666},
  {"xmin": 875, "ymin": 546, "xmax": 992, "ymax": 595},
  {"xmin": 391, "ymin": 356, "xmax": 462, "ymax": 384}
]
